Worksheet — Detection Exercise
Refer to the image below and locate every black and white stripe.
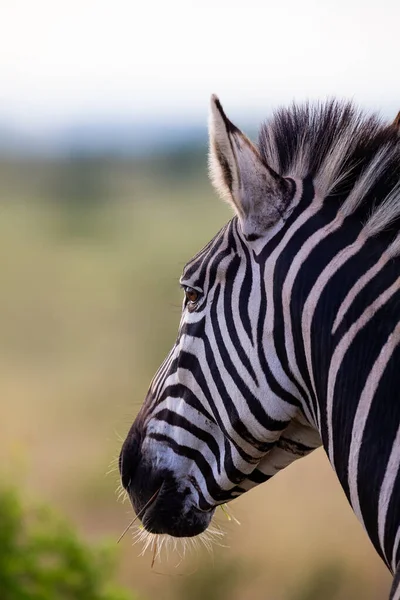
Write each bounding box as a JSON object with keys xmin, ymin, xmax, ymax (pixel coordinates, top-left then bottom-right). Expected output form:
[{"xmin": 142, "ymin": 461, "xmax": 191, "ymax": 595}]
[{"xmin": 121, "ymin": 97, "xmax": 400, "ymax": 597}]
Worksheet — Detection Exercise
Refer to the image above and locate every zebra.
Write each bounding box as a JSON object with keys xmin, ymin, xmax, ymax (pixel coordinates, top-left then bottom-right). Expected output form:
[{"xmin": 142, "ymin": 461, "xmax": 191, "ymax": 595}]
[{"xmin": 119, "ymin": 95, "xmax": 400, "ymax": 597}]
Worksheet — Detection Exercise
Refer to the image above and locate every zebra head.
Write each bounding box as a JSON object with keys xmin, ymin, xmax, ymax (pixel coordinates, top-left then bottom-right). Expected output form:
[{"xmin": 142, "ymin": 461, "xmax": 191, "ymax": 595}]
[{"xmin": 119, "ymin": 96, "xmax": 321, "ymax": 538}]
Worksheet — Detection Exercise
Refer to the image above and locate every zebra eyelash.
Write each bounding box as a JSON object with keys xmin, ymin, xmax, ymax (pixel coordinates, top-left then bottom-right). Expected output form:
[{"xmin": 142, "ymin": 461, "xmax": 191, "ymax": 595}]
[
  {"xmin": 180, "ymin": 284, "xmax": 203, "ymax": 295},
  {"xmin": 179, "ymin": 282, "xmax": 203, "ymax": 291}
]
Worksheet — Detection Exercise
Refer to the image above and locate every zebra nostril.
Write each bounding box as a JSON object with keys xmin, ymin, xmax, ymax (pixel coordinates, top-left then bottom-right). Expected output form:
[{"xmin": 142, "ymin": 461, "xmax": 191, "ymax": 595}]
[{"xmin": 196, "ymin": 505, "xmax": 214, "ymax": 513}]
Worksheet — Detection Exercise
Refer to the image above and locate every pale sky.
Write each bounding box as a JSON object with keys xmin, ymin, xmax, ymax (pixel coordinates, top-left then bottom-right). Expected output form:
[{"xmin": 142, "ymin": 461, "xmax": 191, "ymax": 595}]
[{"xmin": 1, "ymin": 0, "xmax": 399, "ymax": 131}]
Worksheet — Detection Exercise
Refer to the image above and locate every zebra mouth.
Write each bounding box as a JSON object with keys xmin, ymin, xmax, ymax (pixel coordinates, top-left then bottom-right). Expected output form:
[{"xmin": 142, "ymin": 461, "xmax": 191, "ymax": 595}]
[
  {"xmin": 119, "ymin": 429, "xmax": 214, "ymax": 537},
  {"xmin": 134, "ymin": 478, "xmax": 214, "ymax": 538}
]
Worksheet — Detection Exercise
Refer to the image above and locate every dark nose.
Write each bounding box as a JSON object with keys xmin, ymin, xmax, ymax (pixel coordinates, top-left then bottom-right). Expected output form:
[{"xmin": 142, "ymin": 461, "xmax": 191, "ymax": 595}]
[{"xmin": 119, "ymin": 424, "xmax": 214, "ymax": 537}]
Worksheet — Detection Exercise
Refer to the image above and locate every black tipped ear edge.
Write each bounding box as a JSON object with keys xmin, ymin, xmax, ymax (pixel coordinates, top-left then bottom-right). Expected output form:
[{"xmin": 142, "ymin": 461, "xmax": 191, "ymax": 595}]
[
  {"xmin": 392, "ymin": 111, "xmax": 400, "ymax": 131},
  {"xmin": 210, "ymin": 94, "xmax": 239, "ymax": 135}
]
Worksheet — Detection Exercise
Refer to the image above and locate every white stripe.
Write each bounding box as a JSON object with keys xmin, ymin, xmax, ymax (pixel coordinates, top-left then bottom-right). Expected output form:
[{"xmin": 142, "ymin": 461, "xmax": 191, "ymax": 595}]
[
  {"xmin": 301, "ymin": 231, "xmax": 367, "ymax": 428},
  {"xmin": 282, "ymin": 214, "xmax": 345, "ymax": 428},
  {"xmin": 378, "ymin": 421, "xmax": 400, "ymax": 565},
  {"xmin": 392, "ymin": 578, "xmax": 400, "ymax": 600},
  {"xmin": 264, "ymin": 196, "xmax": 323, "ymax": 424},
  {"xmin": 348, "ymin": 320, "xmax": 400, "ymax": 528},
  {"xmin": 327, "ymin": 278, "xmax": 400, "ymax": 466},
  {"xmin": 332, "ymin": 251, "xmax": 392, "ymax": 334},
  {"xmin": 392, "ymin": 528, "xmax": 400, "ymax": 574}
]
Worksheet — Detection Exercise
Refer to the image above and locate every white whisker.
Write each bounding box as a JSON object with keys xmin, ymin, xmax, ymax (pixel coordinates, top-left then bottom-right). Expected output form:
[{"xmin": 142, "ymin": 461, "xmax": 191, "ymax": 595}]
[
  {"xmin": 219, "ymin": 503, "xmax": 241, "ymax": 525},
  {"xmin": 113, "ymin": 429, "xmax": 125, "ymax": 443},
  {"xmin": 129, "ymin": 508, "xmax": 230, "ymax": 566}
]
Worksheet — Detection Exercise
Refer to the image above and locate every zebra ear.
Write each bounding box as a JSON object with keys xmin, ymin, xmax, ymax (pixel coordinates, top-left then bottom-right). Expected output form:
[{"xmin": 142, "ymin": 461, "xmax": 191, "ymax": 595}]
[
  {"xmin": 208, "ymin": 95, "xmax": 293, "ymax": 237},
  {"xmin": 392, "ymin": 111, "xmax": 400, "ymax": 133}
]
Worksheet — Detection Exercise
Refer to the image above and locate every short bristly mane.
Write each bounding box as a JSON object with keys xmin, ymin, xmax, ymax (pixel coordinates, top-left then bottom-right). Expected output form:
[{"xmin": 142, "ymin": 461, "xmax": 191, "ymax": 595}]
[{"xmin": 258, "ymin": 100, "xmax": 400, "ymax": 236}]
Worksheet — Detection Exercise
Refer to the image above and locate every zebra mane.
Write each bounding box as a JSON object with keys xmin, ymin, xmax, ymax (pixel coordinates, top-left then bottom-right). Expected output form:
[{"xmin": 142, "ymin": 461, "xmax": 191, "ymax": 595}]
[{"xmin": 258, "ymin": 100, "xmax": 400, "ymax": 234}]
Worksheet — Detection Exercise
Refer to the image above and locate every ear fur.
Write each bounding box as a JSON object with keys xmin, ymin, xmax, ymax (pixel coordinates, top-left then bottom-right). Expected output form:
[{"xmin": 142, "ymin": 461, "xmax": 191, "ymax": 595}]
[
  {"xmin": 392, "ymin": 111, "xmax": 400, "ymax": 134},
  {"xmin": 208, "ymin": 95, "xmax": 293, "ymax": 237}
]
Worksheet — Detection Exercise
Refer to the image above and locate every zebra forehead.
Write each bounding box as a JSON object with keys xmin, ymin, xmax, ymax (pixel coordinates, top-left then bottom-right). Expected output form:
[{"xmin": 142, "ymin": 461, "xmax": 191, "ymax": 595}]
[{"xmin": 181, "ymin": 219, "xmax": 240, "ymax": 281}]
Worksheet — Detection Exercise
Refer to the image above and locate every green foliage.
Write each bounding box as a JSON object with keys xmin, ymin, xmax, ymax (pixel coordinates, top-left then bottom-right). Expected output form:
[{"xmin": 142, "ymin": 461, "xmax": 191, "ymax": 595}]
[{"xmin": 0, "ymin": 486, "xmax": 136, "ymax": 600}]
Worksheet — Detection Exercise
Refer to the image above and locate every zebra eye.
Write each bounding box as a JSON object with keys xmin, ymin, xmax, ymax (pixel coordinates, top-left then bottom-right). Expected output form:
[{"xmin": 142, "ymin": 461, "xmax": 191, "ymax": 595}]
[{"xmin": 184, "ymin": 286, "xmax": 200, "ymax": 304}]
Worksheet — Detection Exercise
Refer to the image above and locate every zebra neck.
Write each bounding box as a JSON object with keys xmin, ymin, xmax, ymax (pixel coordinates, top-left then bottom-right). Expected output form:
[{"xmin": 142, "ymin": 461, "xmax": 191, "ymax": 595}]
[{"xmin": 272, "ymin": 202, "xmax": 400, "ymax": 572}]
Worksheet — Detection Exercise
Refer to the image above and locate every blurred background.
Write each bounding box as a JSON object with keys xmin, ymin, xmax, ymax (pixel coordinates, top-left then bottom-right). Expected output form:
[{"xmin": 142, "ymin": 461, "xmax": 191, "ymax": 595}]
[{"xmin": 1, "ymin": 1, "xmax": 399, "ymax": 598}]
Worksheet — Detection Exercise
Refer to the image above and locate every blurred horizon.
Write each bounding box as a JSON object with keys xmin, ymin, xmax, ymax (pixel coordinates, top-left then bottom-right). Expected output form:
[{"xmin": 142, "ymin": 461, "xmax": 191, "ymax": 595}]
[
  {"xmin": 2, "ymin": 0, "xmax": 400, "ymax": 158},
  {"xmin": 1, "ymin": 97, "xmax": 399, "ymax": 159}
]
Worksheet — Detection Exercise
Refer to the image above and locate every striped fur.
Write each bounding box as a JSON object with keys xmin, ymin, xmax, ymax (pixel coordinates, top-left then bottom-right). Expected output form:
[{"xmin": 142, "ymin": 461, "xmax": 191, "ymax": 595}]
[{"xmin": 120, "ymin": 97, "xmax": 400, "ymax": 597}]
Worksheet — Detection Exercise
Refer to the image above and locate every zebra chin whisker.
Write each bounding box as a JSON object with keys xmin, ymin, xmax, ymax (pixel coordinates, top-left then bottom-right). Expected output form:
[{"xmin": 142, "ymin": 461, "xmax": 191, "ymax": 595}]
[
  {"xmin": 112, "ymin": 429, "xmax": 125, "ymax": 443},
  {"xmin": 115, "ymin": 482, "xmax": 129, "ymax": 504},
  {"xmin": 130, "ymin": 516, "xmax": 228, "ymax": 566},
  {"xmin": 200, "ymin": 526, "xmax": 228, "ymax": 553},
  {"xmin": 219, "ymin": 503, "xmax": 241, "ymax": 525},
  {"xmin": 110, "ymin": 453, "xmax": 131, "ymax": 504},
  {"xmin": 107, "ymin": 451, "xmax": 126, "ymax": 478}
]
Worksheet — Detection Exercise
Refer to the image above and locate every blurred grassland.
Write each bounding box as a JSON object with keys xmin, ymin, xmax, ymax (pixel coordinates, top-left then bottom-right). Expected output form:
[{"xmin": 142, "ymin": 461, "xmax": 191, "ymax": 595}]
[{"xmin": 0, "ymin": 154, "xmax": 392, "ymax": 599}]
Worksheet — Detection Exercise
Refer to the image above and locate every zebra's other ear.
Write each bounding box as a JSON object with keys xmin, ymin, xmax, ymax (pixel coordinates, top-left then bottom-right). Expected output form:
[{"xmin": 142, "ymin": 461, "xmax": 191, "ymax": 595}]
[
  {"xmin": 208, "ymin": 94, "xmax": 293, "ymax": 238},
  {"xmin": 392, "ymin": 111, "xmax": 400, "ymax": 133}
]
